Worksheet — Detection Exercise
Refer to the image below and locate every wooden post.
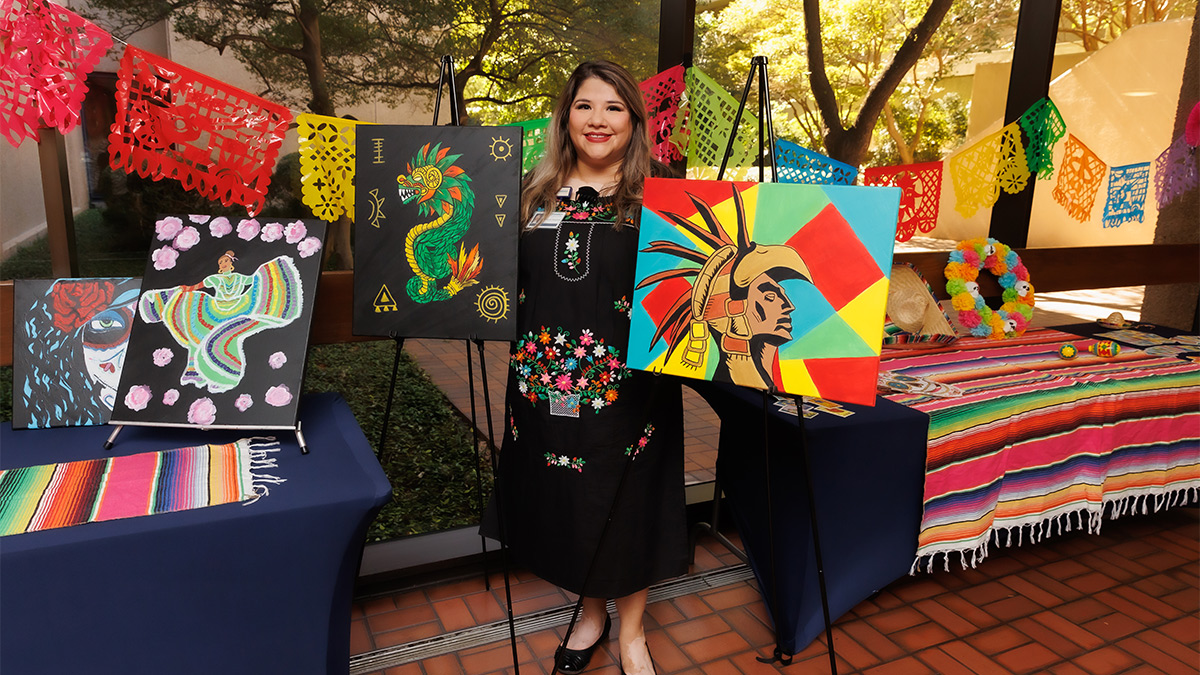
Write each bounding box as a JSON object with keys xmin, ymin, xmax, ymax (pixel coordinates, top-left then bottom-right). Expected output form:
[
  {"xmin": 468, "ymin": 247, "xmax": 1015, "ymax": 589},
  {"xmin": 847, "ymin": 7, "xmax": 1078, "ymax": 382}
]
[
  {"xmin": 37, "ymin": 127, "xmax": 79, "ymax": 278},
  {"xmin": 657, "ymin": 0, "xmax": 696, "ymax": 72},
  {"xmin": 988, "ymin": 0, "xmax": 1063, "ymax": 248}
]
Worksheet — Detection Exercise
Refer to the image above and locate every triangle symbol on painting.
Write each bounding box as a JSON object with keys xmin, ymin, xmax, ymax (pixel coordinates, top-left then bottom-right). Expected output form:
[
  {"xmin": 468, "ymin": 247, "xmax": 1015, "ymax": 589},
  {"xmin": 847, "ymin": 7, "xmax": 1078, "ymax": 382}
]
[
  {"xmin": 495, "ymin": 214, "xmax": 506, "ymax": 227},
  {"xmin": 495, "ymin": 195, "xmax": 507, "ymax": 208},
  {"xmin": 374, "ymin": 284, "xmax": 398, "ymax": 313}
]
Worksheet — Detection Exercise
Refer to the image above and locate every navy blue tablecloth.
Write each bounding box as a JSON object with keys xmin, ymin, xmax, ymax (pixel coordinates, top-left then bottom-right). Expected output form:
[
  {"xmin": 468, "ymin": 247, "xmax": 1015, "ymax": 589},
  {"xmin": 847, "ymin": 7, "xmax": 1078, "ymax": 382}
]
[
  {"xmin": 694, "ymin": 384, "xmax": 928, "ymax": 655},
  {"xmin": 1, "ymin": 393, "xmax": 391, "ymax": 675}
]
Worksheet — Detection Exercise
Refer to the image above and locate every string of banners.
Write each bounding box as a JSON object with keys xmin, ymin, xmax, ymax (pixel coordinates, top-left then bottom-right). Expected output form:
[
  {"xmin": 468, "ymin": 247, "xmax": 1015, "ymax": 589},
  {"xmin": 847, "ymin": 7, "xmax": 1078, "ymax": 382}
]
[{"xmin": 4, "ymin": 0, "xmax": 1196, "ymax": 229}]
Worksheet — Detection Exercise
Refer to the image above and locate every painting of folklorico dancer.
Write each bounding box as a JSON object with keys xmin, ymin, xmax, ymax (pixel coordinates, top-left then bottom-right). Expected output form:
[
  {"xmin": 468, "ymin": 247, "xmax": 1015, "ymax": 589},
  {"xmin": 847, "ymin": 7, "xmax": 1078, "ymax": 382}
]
[
  {"xmin": 13, "ymin": 278, "xmax": 141, "ymax": 428},
  {"xmin": 111, "ymin": 214, "xmax": 326, "ymax": 429},
  {"xmin": 627, "ymin": 178, "xmax": 901, "ymax": 406},
  {"xmin": 353, "ymin": 125, "xmax": 520, "ymax": 340}
]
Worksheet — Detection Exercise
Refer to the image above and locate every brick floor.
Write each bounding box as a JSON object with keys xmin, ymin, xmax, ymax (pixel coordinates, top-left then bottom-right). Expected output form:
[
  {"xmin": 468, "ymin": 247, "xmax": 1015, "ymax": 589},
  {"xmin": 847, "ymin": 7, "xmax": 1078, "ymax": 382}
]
[{"xmin": 351, "ymin": 507, "xmax": 1199, "ymax": 675}]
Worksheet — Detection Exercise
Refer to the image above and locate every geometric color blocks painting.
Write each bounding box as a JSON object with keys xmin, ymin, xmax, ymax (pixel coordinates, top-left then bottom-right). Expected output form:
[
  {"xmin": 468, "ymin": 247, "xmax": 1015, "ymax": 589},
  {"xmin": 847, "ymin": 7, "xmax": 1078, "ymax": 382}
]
[
  {"xmin": 353, "ymin": 125, "xmax": 520, "ymax": 340},
  {"xmin": 628, "ymin": 178, "xmax": 900, "ymax": 405},
  {"xmin": 12, "ymin": 277, "xmax": 141, "ymax": 428},
  {"xmin": 110, "ymin": 214, "xmax": 327, "ymax": 430}
]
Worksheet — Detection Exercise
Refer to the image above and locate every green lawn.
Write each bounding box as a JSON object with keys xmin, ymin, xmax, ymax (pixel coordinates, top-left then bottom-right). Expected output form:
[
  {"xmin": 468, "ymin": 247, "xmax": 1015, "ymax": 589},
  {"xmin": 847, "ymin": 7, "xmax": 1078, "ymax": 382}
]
[{"xmin": 2, "ymin": 208, "xmax": 490, "ymax": 542}]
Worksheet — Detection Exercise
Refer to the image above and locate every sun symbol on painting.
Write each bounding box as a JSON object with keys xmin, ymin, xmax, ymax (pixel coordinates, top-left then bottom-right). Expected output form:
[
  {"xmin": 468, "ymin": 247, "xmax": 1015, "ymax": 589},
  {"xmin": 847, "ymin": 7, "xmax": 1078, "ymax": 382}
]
[
  {"xmin": 476, "ymin": 285, "xmax": 509, "ymax": 323},
  {"xmin": 489, "ymin": 137, "xmax": 513, "ymax": 162}
]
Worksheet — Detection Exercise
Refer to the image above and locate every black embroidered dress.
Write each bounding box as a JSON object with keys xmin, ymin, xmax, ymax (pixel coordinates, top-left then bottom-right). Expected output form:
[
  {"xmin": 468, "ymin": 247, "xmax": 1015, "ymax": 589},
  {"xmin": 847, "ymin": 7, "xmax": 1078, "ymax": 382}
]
[{"xmin": 488, "ymin": 193, "xmax": 686, "ymax": 598}]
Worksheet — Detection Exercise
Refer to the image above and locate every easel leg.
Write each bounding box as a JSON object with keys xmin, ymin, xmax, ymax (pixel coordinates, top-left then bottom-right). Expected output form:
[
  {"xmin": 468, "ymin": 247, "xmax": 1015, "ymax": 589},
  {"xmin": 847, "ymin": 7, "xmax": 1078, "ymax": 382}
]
[
  {"xmin": 793, "ymin": 395, "xmax": 838, "ymax": 674},
  {"xmin": 464, "ymin": 340, "xmax": 491, "ymax": 589},
  {"xmin": 103, "ymin": 424, "xmax": 124, "ymax": 450},
  {"xmin": 294, "ymin": 420, "xmax": 309, "ymax": 455},
  {"xmin": 377, "ymin": 337, "xmax": 405, "ymax": 463}
]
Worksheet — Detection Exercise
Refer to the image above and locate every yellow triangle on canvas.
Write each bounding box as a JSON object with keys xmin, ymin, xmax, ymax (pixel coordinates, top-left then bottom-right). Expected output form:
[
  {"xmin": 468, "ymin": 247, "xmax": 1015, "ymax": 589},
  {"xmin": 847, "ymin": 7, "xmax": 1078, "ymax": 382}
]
[
  {"xmin": 710, "ymin": 183, "xmax": 758, "ymax": 241},
  {"xmin": 836, "ymin": 277, "xmax": 890, "ymax": 356},
  {"xmin": 778, "ymin": 358, "xmax": 818, "ymax": 398},
  {"xmin": 495, "ymin": 214, "xmax": 506, "ymax": 227},
  {"xmin": 496, "ymin": 194, "xmax": 507, "ymax": 208}
]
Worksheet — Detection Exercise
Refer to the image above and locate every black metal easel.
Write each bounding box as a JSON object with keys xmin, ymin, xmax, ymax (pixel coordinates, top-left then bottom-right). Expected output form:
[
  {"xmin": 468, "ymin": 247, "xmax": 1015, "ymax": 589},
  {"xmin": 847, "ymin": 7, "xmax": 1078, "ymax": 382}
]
[
  {"xmin": 431, "ymin": 54, "xmax": 522, "ymax": 675},
  {"xmin": 717, "ymin": 56, "xmax": 839, "ymax": 673}
]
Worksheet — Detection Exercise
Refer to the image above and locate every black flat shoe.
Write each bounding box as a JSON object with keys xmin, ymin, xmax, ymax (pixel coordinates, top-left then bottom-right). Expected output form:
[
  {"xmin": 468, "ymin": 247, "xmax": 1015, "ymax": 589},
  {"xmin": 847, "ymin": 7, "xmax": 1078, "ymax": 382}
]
[{"xmin": 555, "ymin": 614, "xmax": 611, "ymax": 673}]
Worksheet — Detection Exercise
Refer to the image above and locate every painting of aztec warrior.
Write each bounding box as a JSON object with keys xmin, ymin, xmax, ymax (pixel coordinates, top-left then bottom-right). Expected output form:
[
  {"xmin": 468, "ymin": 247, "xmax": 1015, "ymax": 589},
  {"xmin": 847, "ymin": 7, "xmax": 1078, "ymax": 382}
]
[
  {"xmin": 397, "ymin": 142, "xmax": 482, "ymax": 303},
  {"xmin": 14, "ymin": 278, "xmax": 141, "ymax": 428},
  {"xmin": 139, "ymin": 250, "xmax": 302, "ymax": 393},
  {"xmin": 629, "ymin": 179, "xmax": 899, "ymax": 405}
]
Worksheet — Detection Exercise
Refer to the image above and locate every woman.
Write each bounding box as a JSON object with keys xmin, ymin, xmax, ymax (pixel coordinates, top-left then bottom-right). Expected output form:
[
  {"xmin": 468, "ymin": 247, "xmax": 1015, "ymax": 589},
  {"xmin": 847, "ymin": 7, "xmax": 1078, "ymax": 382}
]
[{"xmin": 486, "ymin": 61, "xmax": 685, "ymax": 675}]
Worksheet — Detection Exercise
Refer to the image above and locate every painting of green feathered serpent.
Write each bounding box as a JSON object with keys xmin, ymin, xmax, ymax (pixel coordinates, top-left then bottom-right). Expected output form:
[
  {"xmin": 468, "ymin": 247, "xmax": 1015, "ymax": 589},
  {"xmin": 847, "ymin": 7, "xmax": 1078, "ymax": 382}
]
[{"xmin": 354, "ymin": 126, "xmax": 521, "ymax": 341}]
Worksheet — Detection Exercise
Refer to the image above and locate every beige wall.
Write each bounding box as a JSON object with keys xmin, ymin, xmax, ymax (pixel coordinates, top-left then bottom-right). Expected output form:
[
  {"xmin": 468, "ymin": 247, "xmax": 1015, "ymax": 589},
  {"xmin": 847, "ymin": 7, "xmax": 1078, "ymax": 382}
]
[{"xmin": 932, "ymin": 18, "xmax": 1193, "ymax": 247}]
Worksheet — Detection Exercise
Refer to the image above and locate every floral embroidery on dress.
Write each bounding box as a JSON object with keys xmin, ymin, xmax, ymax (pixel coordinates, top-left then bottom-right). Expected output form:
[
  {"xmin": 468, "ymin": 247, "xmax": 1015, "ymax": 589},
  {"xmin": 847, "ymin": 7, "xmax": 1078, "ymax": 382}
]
[
  {"xmin": 509, "ymin": 408, "xmax": 518, "ymax": 441},
  {"xmin": 560, "ymin": 197, "xmax": 615, "ymax": 222},
  {"xmin": 545, "ymin": 452, "xmax": 585, "ymax": 472},
  {"xmin": 614, "ymin": 295, "xmax": 632, "ymax": 317},
  {"xmin": 511, "ymin": 325, "xmax": 631, "ymax": 413},
  {"xmin": 625, "ymin": 424, "xmax": 655, "ymax": 458},
  {"xmin": 519, "ymin": 288, "xmax": 526, "ymax": 304},
  {"xmin": 561, "ymin": 232, "xmax": 581, "ymax": 271}
]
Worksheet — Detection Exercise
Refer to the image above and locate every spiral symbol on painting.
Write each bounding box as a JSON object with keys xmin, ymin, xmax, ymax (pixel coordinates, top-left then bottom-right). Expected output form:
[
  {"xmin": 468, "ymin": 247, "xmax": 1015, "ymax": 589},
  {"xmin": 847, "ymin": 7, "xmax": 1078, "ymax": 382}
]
[{"xmin": 476, "ymin": 286, "xmax": 508, "ymax": 323}]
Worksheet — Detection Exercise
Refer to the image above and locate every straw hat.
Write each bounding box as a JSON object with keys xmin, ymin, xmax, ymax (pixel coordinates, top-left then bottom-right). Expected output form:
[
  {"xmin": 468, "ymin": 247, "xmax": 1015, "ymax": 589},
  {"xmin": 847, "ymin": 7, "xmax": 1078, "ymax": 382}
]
[{"xmin": 882, "ymin": 263, "xmax": 958, "ymax": 348}]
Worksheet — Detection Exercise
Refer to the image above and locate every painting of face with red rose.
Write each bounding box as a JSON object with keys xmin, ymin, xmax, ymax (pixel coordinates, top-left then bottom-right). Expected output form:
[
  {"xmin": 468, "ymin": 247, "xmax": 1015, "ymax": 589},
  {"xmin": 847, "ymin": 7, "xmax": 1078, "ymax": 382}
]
[{"xmin": 13, "ymin": 278, "xmax": 141, "ymax": 428}]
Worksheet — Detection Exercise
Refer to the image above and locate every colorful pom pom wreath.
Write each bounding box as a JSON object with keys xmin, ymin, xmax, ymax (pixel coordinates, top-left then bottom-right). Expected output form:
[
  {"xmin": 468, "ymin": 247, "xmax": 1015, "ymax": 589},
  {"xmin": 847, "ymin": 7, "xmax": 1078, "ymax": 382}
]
[
  {"xmin": 945, "ymin": 237, "xmax": 1035, "ymax": 340},
  {"xmin": 1058, "ymin": 343, "xmax": 1078, "ymax": 359},
  {"xmin": 1089, "ymin": 340, "xmax": 1121, "ymax": 358}
]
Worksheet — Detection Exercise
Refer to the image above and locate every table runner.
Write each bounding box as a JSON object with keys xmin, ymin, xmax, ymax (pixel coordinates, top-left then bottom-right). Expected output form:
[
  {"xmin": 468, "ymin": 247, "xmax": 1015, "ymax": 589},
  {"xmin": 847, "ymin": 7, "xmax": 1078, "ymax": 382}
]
[
  {"xmin": 882, "ymin": 329, "xmax": 1200, "ymax": 571},
  {"xmin": 0, "ymin": 438, "xmax": 284, "ymax": 536}
]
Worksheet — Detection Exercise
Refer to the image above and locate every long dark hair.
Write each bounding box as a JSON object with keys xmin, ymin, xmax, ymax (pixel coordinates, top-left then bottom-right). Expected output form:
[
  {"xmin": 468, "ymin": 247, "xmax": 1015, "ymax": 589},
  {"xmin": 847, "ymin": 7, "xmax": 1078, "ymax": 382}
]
[{"xmin": 521, "ymin": 60, "xmax": 665, "ymax": 230}]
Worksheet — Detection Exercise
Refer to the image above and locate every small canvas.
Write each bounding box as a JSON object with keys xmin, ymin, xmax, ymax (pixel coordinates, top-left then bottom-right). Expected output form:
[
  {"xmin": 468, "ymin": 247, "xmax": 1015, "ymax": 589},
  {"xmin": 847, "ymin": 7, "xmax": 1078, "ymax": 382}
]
[
  {"xmin": 628, "ymin": 178, "xmax": 900, "ymax": 406},
  {"xmin": 110, "ymin": 215, "xmax": 326, "ymax": 429},
  {"xmin": 353, "ymin": 125, "xmax": 520, "ymax": 340},
  {"xmin": 12, "ymin": 278, "xmax": 141, "ymax": 428}
]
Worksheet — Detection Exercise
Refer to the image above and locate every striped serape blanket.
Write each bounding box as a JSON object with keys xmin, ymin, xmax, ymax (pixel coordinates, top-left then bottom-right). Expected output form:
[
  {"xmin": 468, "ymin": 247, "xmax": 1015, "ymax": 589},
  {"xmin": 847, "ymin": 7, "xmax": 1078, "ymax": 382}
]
[
  {"xmin": 0, "ymin": 438, "xmax": 285, "ymax": 537},
  {"xmin": 882, "ymin": 329, "xmax": 1200, "ymax": 571}
]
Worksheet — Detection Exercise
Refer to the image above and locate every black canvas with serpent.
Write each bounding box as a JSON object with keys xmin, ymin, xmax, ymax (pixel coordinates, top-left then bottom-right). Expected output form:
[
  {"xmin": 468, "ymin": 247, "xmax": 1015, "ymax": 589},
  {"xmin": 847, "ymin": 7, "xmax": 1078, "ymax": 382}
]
[{"xmin": 354, "ymin": 125, "xmax": 520, "ymax": 340}]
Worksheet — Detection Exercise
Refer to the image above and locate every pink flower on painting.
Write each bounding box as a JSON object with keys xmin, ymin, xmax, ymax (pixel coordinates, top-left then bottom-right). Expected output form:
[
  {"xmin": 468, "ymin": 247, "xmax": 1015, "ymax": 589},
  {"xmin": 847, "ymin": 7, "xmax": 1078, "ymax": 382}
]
[
  {"xmin": 265, "ymin": 384, "xmax": 292, "ymax": 403},
  {"xmin": 260, "ymin": 221, "xmax": 284, "ymax": 242},
  {"xmin": 152, "ymin": 246, "xmax": 179, "ymax": 271},
  {"xmin": 124, "ymin": 385, "xmax": 152, "ymax": 411},
  {"xmin": 269, "ymin": 351, "xmax": 287, "ymax": 369},
  {"xmin": 555, "ymin": 374, "xmax": 573, "ymax": 391},
  {"xmin": 174, "ymin": 226, "xmax": 201, "ymax": 251},
  {"xmin": 237, "ymin": 218, "xmax": 261, "ymax": 240},
  {"xmin": 189, "ymin": 214, "xmax": 211, "ymax": 224},
  {"xmin": 209, "ymin": 216, "xmax": 232, "ymax": 238},
  {"xmin": 298, "ymin": 236, "xmax": 322, "ymax": 258},
  {"xmin": 155, "ymin": 216, "xmax": 183, "ymax": 241},
  {"xmin": 187, "ymin": 397, "xmax": 217, "ymax": 425},
  {"xmin": 152, "ymin": 347, "xmax": 173, "ymax": 367},
  {"xmin": 235, "ymin": 394, "xmax": 253, "ymax": 411},
  {"xmin": 285, "ymin": 220, "xmax": 307, "ymax": 244},
  {"xmin": 163, "ymin": 389, "xmax": 179, "ymax": 406},
  {"xmin": 265, "ymin": 385, "xmax": 293, "ymax": 407}
]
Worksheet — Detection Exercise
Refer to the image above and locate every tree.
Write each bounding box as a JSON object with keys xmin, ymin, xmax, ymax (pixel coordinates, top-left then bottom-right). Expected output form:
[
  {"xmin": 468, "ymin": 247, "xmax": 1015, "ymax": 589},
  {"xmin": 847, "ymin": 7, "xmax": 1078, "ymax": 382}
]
[
  {"xmin": 697, "ymin": 0, "xmax": 1012, "ymax": 167},
  {"xmin": 1059, "ymin": 0, "xmax": 1197, "ymax": 51}
]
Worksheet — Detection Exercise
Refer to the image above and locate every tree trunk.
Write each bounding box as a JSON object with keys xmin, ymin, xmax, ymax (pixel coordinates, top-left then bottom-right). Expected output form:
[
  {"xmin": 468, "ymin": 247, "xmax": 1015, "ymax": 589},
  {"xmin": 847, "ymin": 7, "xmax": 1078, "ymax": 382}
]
[
  {"xmin": 298, "ymin": 0, "xmax": 352, "ymax": 269},
  {"xmin": 881, "ymin": 105, "xmax": 915, "ymax": 165},
  {"xmin": 803, "ymin": 0, "xmax": 954, "ymax": 167}
]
